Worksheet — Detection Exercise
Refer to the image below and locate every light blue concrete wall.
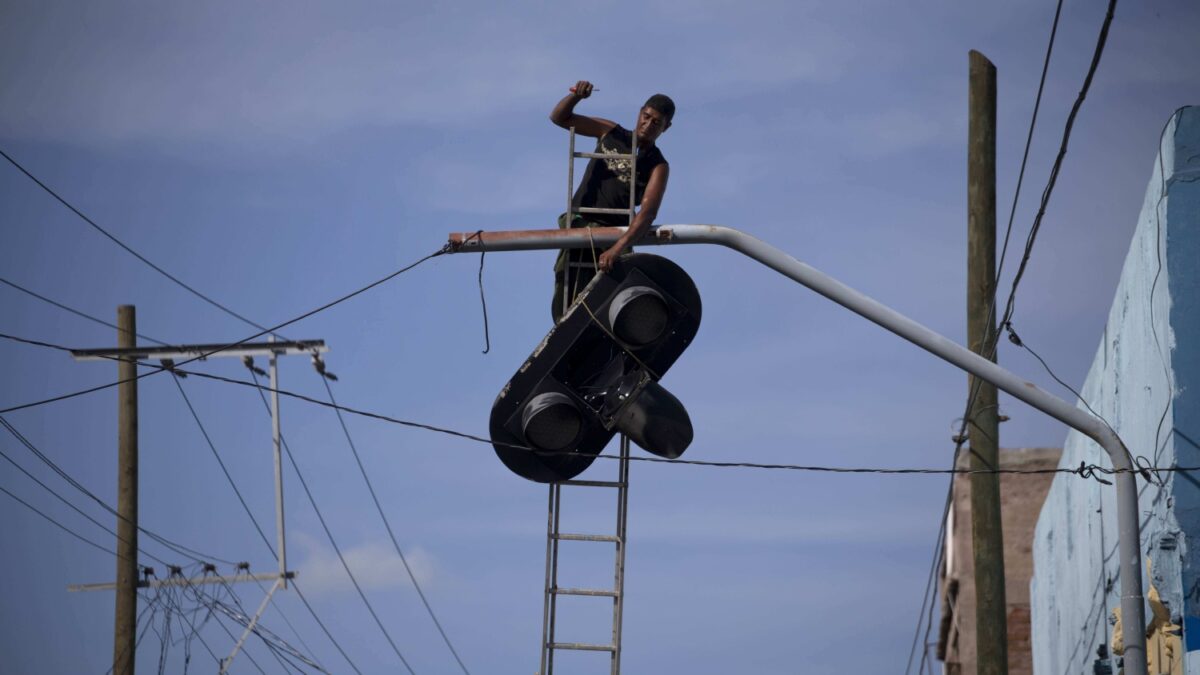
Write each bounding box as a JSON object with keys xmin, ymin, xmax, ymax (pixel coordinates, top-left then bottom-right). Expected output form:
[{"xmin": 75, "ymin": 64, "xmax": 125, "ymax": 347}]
[{"xmin": 1031, "ymin": 106, "xmax": 1200, "ymax": 673}]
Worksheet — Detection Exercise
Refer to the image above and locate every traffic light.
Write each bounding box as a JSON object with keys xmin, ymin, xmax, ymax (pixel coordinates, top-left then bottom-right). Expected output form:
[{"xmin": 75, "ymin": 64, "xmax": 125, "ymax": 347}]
[{"xmin": 489, "ymin": 253, "xmax": 702, "ymax": 482}]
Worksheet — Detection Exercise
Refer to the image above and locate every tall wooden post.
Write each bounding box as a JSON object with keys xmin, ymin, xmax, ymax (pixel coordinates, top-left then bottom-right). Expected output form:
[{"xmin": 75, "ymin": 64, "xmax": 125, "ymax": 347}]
[
  {"xmin": 113, "ymin": 305, "xmax": 138, "ymax": 675},
  {"xmin": 967, "ymin": 50, "xmax": 1008, "ymax": 675}
]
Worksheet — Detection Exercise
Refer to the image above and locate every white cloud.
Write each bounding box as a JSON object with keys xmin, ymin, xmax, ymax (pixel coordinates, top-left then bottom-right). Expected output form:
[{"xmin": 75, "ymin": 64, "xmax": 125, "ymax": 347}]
[{"xmin": 293, "ymin": 532, "xmax": 437, "ymax": 594}]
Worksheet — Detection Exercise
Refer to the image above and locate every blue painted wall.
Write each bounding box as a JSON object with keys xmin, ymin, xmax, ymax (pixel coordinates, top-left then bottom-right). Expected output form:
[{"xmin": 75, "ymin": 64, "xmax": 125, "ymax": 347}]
[{"xmin": 1031, "ymin": 106, "xmax": 1200, "ymax": 673}]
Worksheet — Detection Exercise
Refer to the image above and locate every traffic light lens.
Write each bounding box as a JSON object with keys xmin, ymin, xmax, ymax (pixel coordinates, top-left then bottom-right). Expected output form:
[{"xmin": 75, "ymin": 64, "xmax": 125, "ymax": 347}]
[
  {"xmin": 609, "ymin": 286, "xmax": 669, "ymax": 346},
  {"xmin": 521, "ymin": 392, "xmax": 583, "ymax": 451}
]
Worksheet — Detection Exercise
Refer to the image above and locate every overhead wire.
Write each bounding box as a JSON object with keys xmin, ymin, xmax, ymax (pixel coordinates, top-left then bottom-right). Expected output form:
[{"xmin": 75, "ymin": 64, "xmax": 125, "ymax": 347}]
[
  {"xmin": 104, "ymin": 591, "xmax": 164, "ymax": 675},
  {"xmin": 998, "ymin": 0, "xmax": 1119, "ymax": 332},
  {"xmin": 0, "ymin": 244, "xmax": 446, "ymax": 415},
  {"xmin": 0, "ymin": 276, "xmax": 170, "ymax": 346},
  {"xmin": 911, "ymin": 0, "xmax": 1112, "ymax": 670},
  {"xmin": 0, "ymin": 284, "xmax": 365, "ymax": 673},
  {"xmin": 0, "ymin": 482, "xmax": 122, "ymax": 560},
  {"xmin": 171, "ymin": 374, "xmax": 360, "ymax": 674},
  {"xmin": 319, "ymin": 374, "xmax": 472, "ymax": 674},
  {"xmin": 0, "ymin": 147, "xmax": 279, "ymax": 337},
  {"xmin": 0, "ymin": 329, "xmax": 1176, "ymax": 482},
  {"xmin": 0, "ymin": 443, "xmax": 171, "ymax": 567},
  {"xmin": 0, "ymin": 413, "xmax": 235, "ymax": 565},
  {"xmin": 244, "ymin": 369, "xmax": 418, "ymax": 675}
]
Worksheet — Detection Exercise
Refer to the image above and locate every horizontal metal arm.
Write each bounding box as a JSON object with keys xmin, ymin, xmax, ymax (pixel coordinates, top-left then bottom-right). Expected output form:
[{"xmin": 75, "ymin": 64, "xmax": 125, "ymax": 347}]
[
  {"xmin": 71, "ymin": 339, "xmax": 327, "ymax": 362},
  {"xmin": 69, "ymin": 571, "xmax": 296, "ymax": 592},
  {"xmin": 446, "ymin": 223, "xmax": 1147, "ymax": 674}
]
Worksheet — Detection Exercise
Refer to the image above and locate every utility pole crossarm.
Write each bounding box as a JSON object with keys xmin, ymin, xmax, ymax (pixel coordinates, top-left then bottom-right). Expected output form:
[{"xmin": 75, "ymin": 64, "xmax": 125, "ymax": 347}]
[
  {"xmin": 69, "ymin": 339, "xmax": 327, "ymax": 362},
  {"xmin": 69, "ymin": 571, "xmax": 295, "ymax": 592},
  {"xmin": 444, "ymin": 223, "xmax": 1149, "ymax": 675}
]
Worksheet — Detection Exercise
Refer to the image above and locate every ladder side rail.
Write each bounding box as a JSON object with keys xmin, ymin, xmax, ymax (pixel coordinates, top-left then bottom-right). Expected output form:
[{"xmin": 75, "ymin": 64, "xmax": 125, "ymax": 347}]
[
  {"xmin": 611, "ymin": 436, "xmax": 631, "ymax": 675},
  {"xmin": 547, "ymin": 484, "xmax": 563, "ymax": 674},
  {"xmin": 629, "ymin": 128, "xmax": 637, "ymax": 225},
  {"xmin": 563, "ymin": 128, "xmax": 576, "ymax": 317},
  {"xmin": 540, "ymin": 484, "xmax": 556, "ymax": 675}
]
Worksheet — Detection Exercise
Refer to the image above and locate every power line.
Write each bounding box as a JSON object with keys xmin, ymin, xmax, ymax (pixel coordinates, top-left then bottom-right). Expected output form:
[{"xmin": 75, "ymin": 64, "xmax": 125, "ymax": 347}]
[
  {"xmin": 0, "ymin": 329, "xmax": 1180, "ymax": 478},
  {"xmin": 0, "ymin": 413, "xmax": 234, "ymax": 565},
  {"xmin": 171, "ymin": 375, "xmax": 362, "ymax": 675},
  {"xmin": 0, "ymin": 443, "xmax": 171, "ymax": 568},
  {"xmin": 998, "ymin": 0, "xmax": 1118, "ymax": 333},
  {"xmin": 243, "ymin": 370, "xmax": 418, "ymax": 675},
  {"xmin": 320, "ymin": 374, "xmax": 472, "ymax": 674},
  {"xmin": 922, "ymin": 3, "xmax": 1118, "ymax": 670},
  {"xmin": 0, "ymin": 147, "xmax": 278, "ymax": 336},
  {"xmin": 0, "ymin": 245, "xmax": 446, "ymax": 415},
  {"xmin": 0, "ymin": 282, "xmax": 368, "ymax": 673},
  {"xmin": 0, "ymin": 482, "xmax": 122, "ymax": 560},
  {"xmin": 0, "ymin": 276, "xmax": 170, "ymax": 346}
]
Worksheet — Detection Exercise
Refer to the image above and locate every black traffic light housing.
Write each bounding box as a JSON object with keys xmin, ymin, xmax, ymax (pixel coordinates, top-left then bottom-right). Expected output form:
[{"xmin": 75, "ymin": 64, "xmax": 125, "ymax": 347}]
[{"xmin": 490, "ymin": 253, "xmax": 701, "ymax": 482}]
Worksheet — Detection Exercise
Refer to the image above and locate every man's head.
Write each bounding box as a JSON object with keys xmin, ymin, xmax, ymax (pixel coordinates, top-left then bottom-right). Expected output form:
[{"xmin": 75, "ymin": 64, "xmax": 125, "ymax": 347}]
[{"xmin": 637, "ymin": 93, "xmax": 675, "ymax": 144}]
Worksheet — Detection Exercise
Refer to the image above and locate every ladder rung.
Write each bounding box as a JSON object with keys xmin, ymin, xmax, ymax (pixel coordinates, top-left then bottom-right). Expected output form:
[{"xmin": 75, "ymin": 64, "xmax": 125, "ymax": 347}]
[
  {"xmin": 575, "ymin": 207, "xmax": 633, "ymax": 215},
  {"xmin": 549, "ymin": 642, "xmax": 616, "ymax": 652},
  {"xmin": 560, "ymin": 479, "xmax": 626, "ymax": 488},
  {"xmin": 574, "ymin": 152, "xmax": 635, "ymax": 160},
  {"xmin": 554, "ymin": 587, "xmax": 618, "ymax": 597},
  {"xmin": 555, "ymin": 533, "xmax": 620, "ymax": 543}
]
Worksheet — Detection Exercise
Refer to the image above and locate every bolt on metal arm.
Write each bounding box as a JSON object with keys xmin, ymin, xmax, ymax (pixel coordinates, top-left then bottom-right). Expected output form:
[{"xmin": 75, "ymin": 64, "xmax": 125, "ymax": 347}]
[{"xmin": 446, "ymin": 223, "xmax": 1147, "ymax": 675}]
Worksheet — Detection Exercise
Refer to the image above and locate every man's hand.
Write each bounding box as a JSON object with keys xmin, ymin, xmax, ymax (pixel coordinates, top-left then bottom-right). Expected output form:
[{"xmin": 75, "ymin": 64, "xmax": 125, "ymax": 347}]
[
  {"xmin": 570, "ymin": 80, "xmax": 594, "ymax": 99},
  {"xmin": 597, "ymin": 244, "xmax": 623, "ymax": 273}
]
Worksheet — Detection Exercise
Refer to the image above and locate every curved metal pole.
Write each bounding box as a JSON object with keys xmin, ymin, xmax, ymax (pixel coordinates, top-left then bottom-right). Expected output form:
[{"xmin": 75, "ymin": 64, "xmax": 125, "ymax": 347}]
[{"xmin": 447, "ymin": 224, "xmax": 1147, "ymax": 674}]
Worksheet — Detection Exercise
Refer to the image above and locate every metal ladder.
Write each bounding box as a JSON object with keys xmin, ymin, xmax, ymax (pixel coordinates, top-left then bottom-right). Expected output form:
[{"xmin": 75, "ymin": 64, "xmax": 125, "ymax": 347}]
[
  {"xmin": 539, "ymin": 436, "xmax": 631, "ymax": 675},
  {"xmin": 539, "ymin": 126, "xmax": 638, "ymax": 675},
  {"xmin": 560, "ymin": 125, "xmax": 637, "ymax": 317}
]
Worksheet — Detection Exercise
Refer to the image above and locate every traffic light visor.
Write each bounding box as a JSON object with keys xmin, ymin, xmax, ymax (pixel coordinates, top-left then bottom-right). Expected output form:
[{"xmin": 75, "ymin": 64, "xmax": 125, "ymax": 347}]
[
  {"xmin": 607, "ymin": 286, "xmax": 669, "ymax": 346},
  {"xmin": 521, "ymin": 392, "xmax": 583, "ymax": 451}
]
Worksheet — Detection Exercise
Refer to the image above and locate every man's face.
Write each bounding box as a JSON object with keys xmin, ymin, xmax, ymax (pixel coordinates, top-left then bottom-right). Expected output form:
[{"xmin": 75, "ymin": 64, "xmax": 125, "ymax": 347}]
[{"xmin": 636, "ymin": 106, "xmax": 671, "ymax": 144}]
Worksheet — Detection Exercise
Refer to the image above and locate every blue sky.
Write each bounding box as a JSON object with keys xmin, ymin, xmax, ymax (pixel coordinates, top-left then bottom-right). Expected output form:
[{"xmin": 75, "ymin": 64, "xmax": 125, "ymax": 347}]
[{"xmin": 2, "ymin": 1, "xmax": 1198, "ymax": 673}]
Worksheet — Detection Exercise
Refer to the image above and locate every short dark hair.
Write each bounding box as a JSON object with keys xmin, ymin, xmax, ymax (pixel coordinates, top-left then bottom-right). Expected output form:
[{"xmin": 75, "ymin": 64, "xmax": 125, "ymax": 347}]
[{"xmin": 643, "ymin": 94, "xmax": 675, "ymax": 123}]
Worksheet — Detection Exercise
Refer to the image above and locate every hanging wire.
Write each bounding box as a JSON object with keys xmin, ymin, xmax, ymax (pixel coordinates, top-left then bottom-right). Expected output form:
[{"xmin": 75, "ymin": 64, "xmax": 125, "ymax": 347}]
[
  {"xmin": 319, "ymin": 374, "xmax": 472, "ymax": 674},
  {"xmin": 0, "ymin": 245, "xmax": 447, "ymax": 415}
]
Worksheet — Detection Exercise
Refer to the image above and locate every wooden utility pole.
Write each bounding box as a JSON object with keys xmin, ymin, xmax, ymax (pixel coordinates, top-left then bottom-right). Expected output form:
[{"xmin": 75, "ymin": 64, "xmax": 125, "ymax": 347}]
[
  {"xmin": 70, "ymin": 336, "xmax": 320, "ymax": 673},
  {"xmin": 967, "ymin": 50, "xmax": 1008, "ymax": 675},
  {"xmin": 113, "ymin": 305, "xmax": 138, "ymax": 675}
]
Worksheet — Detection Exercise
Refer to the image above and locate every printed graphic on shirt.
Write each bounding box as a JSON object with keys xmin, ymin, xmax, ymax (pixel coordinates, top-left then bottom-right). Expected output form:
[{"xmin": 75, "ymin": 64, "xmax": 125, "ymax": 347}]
[{"xmin": 601, "ymin": 143, "xmax": 632, "ymax": 185}]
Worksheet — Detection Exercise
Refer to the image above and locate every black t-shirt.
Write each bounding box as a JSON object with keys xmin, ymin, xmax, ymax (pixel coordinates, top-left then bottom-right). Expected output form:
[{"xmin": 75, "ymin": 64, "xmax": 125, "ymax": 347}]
[{"xmin": 571, "ymin": 125, "xmax": 667, "ymax": 227}]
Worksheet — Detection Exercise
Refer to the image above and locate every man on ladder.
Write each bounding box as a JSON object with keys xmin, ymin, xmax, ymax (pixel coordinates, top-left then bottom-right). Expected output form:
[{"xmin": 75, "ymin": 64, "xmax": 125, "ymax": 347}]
[{"xmin": 549, "ymin": 80, "xmax": 674, "ymax": 321}]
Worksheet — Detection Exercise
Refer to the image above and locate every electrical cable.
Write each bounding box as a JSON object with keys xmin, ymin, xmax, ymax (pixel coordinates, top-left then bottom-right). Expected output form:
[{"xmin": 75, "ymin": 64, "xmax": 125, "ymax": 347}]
[
  {"xmin": 0, "ymin": 244, "xmax": 446, "ymax": 415},
  {"xmin": 244, "ymin": 370, "xmax": 418, "ymax": 675},
  {"xmin": 0, "ymin": 413, "xmax": 235, "ymax": 565},
  {"xmin": 1148, "ymin": 107, "xmax": 1194, "ymax": 469},
  {"xmin": 170, "ymin": 374, "xmax": 360, "ymax": 674},
  {"xmin": 0, "ymin": 147, "xmax": 281, "ymax": 337},
  {"xmin": 250, "ymin": 575, "xmax": 324, "ymax": 674},
  {"xmin": 211, "ymin": 577, "xmax": 324, "ymax": 673},
  {"xmin": 319, "ymin": 374, "xmax": 472, "ymax": 674},
  {"xmin": 0, "ymin": 482, "xmax": 122, "ymax": 560},
  {"xmin": 922, "ymin": 4, "xmax": 1119, "ymax": 668},
  {"xmin": 0, "ymin": 330, "xmax": 1173, "ymax": 481},
  {"xmin": 999, "ymin": 0, "xmax": 1118, "ymax": 332},
  {"xmin": 104, "ymin": 591, "xmax": 163, "ymax": 675},
  {"xmin": 476, "ymin": 233, "xmax": 490, "ymax": 355},
  {"xmin": 0, "ymin": 443, "xmax": 171, "ymax": 567},
  {"xmin": 903, "ymin": 474, "xmax": 954, "ymax": 675},
  {"xmin": 209, "ymin": 578, "xmax": 306, "ymax": 675},
  {"xmin": 0, "ymin": 276, "xmax": 171, "ymax": 346}
]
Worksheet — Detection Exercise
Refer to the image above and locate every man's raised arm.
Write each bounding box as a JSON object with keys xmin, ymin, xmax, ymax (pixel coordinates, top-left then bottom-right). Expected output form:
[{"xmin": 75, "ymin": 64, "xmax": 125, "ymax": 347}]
[{"xmin": 550, "ymin": 80, "xmax": 617, "ymax": 138}]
